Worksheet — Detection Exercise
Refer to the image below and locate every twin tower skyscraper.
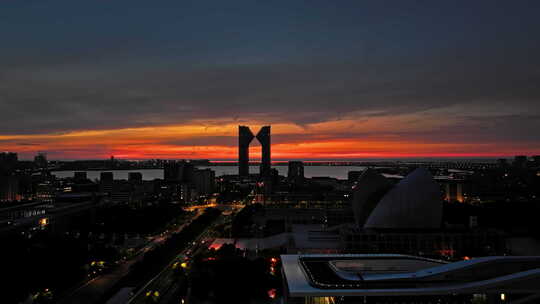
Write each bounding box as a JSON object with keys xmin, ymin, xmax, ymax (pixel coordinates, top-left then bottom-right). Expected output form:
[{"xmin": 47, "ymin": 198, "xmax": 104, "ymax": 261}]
[{"xmin": 238, "ymin": 125, "xmax": 271, "ymax": 177}]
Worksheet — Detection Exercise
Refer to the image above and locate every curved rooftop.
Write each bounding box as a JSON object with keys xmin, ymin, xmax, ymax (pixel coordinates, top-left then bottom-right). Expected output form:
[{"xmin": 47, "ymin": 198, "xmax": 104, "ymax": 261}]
[
  {"xmin": 281, "ymin": 254, "xmax": 540, "ymax": 297},
  {"xmin": 364, "ymin": 168, "xmax": 442, "ymax": 229},
  {"xmin": 351, "ymin": 168, "xmax": 392, "ymax": 227}
]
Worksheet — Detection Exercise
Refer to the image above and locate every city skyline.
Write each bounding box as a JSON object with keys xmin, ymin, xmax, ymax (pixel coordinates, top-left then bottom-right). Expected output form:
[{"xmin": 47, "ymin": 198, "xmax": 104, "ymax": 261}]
[
  {"xmin": 3, "ymin": 2, "xmax": 540, "ymax": 304},
  {"xmin": 2, "ymin": 1, "xmax": 540, "ymax": 160},
  {"xmin": 2, "ymin": 121, "xmax": 538, "ymax": 161}
]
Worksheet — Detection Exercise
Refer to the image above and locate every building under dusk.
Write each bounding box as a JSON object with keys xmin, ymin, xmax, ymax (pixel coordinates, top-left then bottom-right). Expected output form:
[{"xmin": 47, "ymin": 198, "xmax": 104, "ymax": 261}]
[
  {"xmin": 238, "ymin": 125, "xmax": 271, "ymax": 178},
  {"xmin": 363, "ymin": 168, "xmax": 442, "ymax": 229},
  {"xmin": 281, "ymin": 254, "xmax": 540, "ymax": 304},
  {"xmin": 344, "ymin": 168, "xmax": 503, "ymax": 258},
  {"xmin": 256, "ymin": 126, "xmax": 271, "ymax": 177},
  {"xmin": 238, "ymin": 126, "xmax": 255, "ymax": 177},
  {"xmin": 227, "ymin": 168, "xmax": 506, "ymax": 259},
  {"xmin": 287, "ymin": 161, "xmax": 305, "ymax": 185}
]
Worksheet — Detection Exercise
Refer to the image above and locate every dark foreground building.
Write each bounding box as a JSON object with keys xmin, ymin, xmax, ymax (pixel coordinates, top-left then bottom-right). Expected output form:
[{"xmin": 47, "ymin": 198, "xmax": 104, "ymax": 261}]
[
  {"xmin": 238, "ymin": 125, "xmax": 271, "ymax": 177},
  {"xmin": 238, "ymin": 126, "xmax": 255, "ymax": 177},
  {"xmin": 256, "ymin": 125, "xmax": 271, "ymax": 177},
  {"xmin": 282, "ymin": 254, "xmax": 540, "ymax": 304}
]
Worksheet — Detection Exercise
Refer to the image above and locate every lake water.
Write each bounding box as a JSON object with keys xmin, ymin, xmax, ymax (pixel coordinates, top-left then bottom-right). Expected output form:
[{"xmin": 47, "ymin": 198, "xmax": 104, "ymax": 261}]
[{"xmin": 51, "ymin": 165, "xmax": 367, "ymax": 181}]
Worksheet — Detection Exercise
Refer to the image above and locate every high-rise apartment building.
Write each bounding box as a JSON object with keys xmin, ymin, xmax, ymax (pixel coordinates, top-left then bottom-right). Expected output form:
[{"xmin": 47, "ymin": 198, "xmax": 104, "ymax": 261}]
[
  {"xmin": 74, "ymin": 171, "xmax": 88, "ymax": 182},
  {"xmin": 0, "ymin": 152, "xmax": 18, "ymax": 175},
  {"xmin": 238, "ymin": 126, "xmax": 255, "ymax": 177},
  {"xmin": 287, "ymin": 161, "xmax": 304, "ymax": 184},
  {"xmin": 514, "ymin": 155, "xmax": 528, "ymax": 168},
  {"xmin": 34, "ymin": 152, "xmax": 48, "ymax": 169},
  {"xmin": 128, "ymin": 172, "xmax": 143, "ymax": 184},
  {"xmin": 100, "ymin": 172, "xmax": 113, "ymax": 194},
  {"xmin": 256, "ymin": 126, "xmax": 271, "ymax": 177},
  {"xmin": 0, "ymin": 175, "xmax": 19, "ymax": 202},
  {"xmin": 193, "ymin": 168, "xmax": 215, "ymax": 195},
  {"xmin": 238, "ymin": 125, "xmax": 271, "ymax": 177},
  {"xmin": 164, "ymin": 161, "xmax": 194, "ymax": 183}
]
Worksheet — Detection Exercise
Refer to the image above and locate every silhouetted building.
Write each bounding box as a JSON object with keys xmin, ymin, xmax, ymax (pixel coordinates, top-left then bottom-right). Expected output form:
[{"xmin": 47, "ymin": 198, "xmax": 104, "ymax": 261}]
[
  {"xmin": 351, "ymin": 169, "xmax": 392, "ymax": 227},
  {"xmin": 100, "ymin": 172, "xmax": 113, "ymax": 194},
  {"xmin": 110, "ymin": 155, "xmax": 117, "ymax": 168},
  {"xmin": 34, "ymin": 152, "xmax": 48, "ymax": 169},
  {"xmin": 497, "ymin": 158, "xmax": 509, "ymax": 168},
  {"xmin": 36, "ymin": 181, "xmax": 55, "ymax": 203},
  {"xmin": 74, "ymin": 171, "xmax": 87, "ymax": 182},
  {"xmin": 193, "ymin": 168, "xmax": 215, "ymax": 195},
  {"xmin": 364, "ymin": 168, "xmax": 442, "ymax": 229},
  {"xmin": 348, "ymin": 171, "xmax": 363, "ymax": 182},
  {"xmin": 350, "ymin": 168, "xmax": 443, "ymax": 230},
  {"xmin": 444, "ymin": 180, "xmax": 464, "ymax": 203},
  {"xmin": 238, "ymin": 126, "xmax": 255, "ymax": 177},
  {"xmin": 0, "ymin": 152, "xmax": 18, "ymax": 175},
  {"xmin": 238, "ymin": 125, "xmax": 271, "ymax": 177},
  {"xmin": 513, "ymin": 155, "xmax": 528, "ymax": 168},
  {"xmin": 164, "ymin": 161, "xmax": 194, "ymax": 182},
  {"xmin": 288, "ymin": 161, "xmax": 304, "ymax": 184},
  {"xmin": 256, "ymin": 126, "xmax": 271, "ymax": 177},
  {"xmin": 341, "ymin": 226, "xmax": 504, "ymax": 257},
  {"xmin": 111, "ymin": 180, "xmax": 132, "ymax": 203},
  {"xmin": 0, "ymin": 152, "xmax": 19, "ymax": 203},
  {"xmin": 163, "ymin": 161, "xmax": 200, "ymax": 203},
  {"xmin": 281, "ymin": 254, "xmax": 540, "ymax": 303},
  {"xmin": 128, "ymin": 172, "xmax": 143, "ymax": 184},
  {"xmin": 180, "ymin": 183, "xmax": 195, "ymax": 203},
  {"xmin": 0, "ymin": 175, "xmax": 19, "ymax": 202}
]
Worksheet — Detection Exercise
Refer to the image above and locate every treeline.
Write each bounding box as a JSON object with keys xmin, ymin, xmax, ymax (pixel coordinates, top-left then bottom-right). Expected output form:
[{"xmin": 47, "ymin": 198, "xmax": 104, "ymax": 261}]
[
  {"xmin": 189, "ymin": 244, "xmax": 281, "ymax": 304},
  {"xmin": 0, "ymin": 203, "xmax": 188, "ymax": 304},
  {"xmin": 93, "ymin": 203, "xmax": 186, "ymax": 235},
  {"xmin": 2, "ymin": 232, "xmax": 89, "ymax": 304},
  {"xmin": 444, "ymin": 200, "xmax": 540, "ymax": 236},
  {"xmin": 124, "ymin": 208, "xmax": 222, "ymax": 286},
  {"xmin": 231, "ymin": 203, "xmax": 263, "ymax": 237}
]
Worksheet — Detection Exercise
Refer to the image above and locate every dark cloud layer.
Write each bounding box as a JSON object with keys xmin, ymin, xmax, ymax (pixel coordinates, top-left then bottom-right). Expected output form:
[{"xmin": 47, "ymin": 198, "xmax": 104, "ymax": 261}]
[
  {"xmin": 1, "ymin": 55, "xmax": 539, "ymax": 135},
  {"xmin": 1, "ymin": 1, "xmax": 539, "ymax": 150}
]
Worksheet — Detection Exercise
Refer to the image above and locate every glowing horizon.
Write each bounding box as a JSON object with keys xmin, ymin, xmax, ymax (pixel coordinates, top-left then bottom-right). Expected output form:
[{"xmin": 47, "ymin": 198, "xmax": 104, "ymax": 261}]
[
  {"xmin": 2, "ymin": 2, "xmax": 540, "ymax": 162},
  {"xmin": 2, "ymin": 119, "xmax": 538, "ymax": 160}
]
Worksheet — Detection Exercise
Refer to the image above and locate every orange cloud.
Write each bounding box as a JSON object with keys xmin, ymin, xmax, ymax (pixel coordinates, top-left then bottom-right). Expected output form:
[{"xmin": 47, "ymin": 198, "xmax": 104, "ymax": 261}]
[{"xmin": 1, "ymin": 116, "xmax": 539, "ymax": 160}]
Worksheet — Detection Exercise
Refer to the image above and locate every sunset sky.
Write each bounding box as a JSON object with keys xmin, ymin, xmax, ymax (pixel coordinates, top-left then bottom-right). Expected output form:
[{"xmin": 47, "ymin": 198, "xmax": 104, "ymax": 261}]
[{"xmin": 1, "ymin": 1, "xmax": 539, "ymax": 160}]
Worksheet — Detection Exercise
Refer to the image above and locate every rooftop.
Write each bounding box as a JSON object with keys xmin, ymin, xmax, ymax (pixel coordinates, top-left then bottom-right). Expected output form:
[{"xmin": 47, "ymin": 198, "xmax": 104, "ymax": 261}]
[{"xmin": 281, "ymin": 254, "xmax": 540, "ymax": 297}]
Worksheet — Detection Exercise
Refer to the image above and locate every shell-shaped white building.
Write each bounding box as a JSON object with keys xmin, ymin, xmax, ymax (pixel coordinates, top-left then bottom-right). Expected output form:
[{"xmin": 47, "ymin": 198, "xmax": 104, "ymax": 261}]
[
  {"xmin": 351, "ymin": 168, "xmax": 392, "ymax": 227},
  {"xmin": 364, "ymin": 168, "xmax": 442, "ymax": 229}
]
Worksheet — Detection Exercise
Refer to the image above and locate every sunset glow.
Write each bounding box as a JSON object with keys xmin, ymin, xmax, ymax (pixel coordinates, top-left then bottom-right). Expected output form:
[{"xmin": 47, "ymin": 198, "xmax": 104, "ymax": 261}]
[
  {"xmin": 3, "ymin": 118, "xmax": 538, "ymax": 160},
  {"xmin": 2, "ymin": 2, "xmax": 539, "ymax": 160}
]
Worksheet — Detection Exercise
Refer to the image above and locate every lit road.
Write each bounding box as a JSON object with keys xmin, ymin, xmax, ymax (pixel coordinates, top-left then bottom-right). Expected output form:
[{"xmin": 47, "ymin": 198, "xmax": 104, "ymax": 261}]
[
  {"xmin": 127, "ymin": 213, "xmax": 230, "ymax": 304},
  {"xmin": 183, "ymin": 203, "xmax": 243, "ymax": 212},
  {"xmin": 183, "ymin": 203, "xmax": 218, "ymax": 211},
  {"xmin": 56, "ymin": 246, "xmax": 146, "ymax": 304},
  {"xmin": 56, "ymin": 213, "xmax": 199, "ymax": 304}
]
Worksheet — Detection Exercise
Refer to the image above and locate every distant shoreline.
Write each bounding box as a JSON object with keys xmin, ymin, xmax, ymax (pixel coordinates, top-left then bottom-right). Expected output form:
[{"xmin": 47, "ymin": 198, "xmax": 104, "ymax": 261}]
[{"xmin": 49, "ymin": 158, "xmax": 500, "ymax": 173}]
